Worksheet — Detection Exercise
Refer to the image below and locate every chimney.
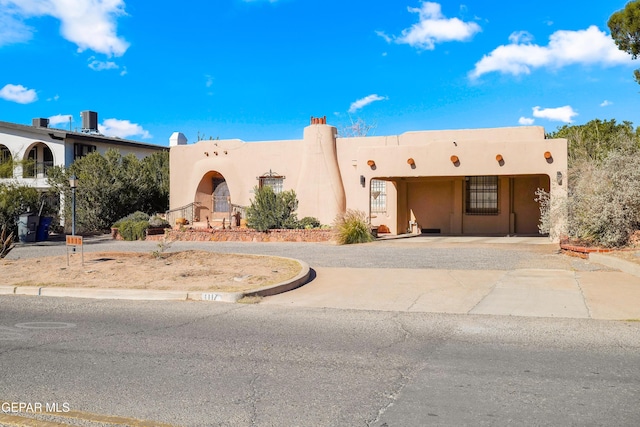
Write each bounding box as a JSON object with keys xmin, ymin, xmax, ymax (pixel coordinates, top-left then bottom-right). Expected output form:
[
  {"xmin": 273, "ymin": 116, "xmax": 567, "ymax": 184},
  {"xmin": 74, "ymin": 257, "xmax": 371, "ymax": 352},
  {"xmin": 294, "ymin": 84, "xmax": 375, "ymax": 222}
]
[{"xmin": 310, "ymin": 116, "xmax": 327, "ymax": 125}]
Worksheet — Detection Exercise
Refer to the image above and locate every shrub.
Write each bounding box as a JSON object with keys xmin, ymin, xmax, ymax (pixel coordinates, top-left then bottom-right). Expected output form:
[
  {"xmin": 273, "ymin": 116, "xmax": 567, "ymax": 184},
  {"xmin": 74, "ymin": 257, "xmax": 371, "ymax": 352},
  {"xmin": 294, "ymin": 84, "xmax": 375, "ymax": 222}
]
[
  {"xmin": 112, "ymin": 211, "xmax": 150, "ymax": 228},
  {"xmin": 113, "ymin": 211, "xmax": 150, "ymax": 241},
  {"xmin": 566, "ymin": 152, "xmax": 640, "ymax": 247},
  {"xmin": 246, "ymin": 186, "xmax": 299, "ymax": 231},
  {"xmin": 332, "ymin": 209, "xmax": 374, "ymax": 244},
  {"xmin": 298, "ymin": 216, "xmax": 321, "ymax": 229},
  {"xmin": 1, "ymin": 224, "xmax": 15, "ymax": 259},
  {"xmin": 148, "ymin": 215, "xmax": 170, "ymax": 228}
]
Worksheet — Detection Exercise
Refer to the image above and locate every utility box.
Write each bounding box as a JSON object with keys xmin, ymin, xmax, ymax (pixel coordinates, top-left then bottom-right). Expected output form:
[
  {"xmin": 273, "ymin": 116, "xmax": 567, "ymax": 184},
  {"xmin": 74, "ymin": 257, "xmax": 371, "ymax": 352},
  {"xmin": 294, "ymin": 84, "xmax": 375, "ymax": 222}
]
[{"xmin": 18, "ymin": 213, "xmax": 39, "ymax": 243}]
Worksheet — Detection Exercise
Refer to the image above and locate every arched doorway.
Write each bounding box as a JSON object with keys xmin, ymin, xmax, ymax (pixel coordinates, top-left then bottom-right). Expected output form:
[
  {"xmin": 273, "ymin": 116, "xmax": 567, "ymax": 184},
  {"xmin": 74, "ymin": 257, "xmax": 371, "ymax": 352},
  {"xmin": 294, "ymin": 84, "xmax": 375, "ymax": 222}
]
[
  {"xmin": 0, "ymin": 144, "xmax": 12, "ymax": 178},
  {"xmin": 195, "ymin": 171, "xmax": 231, "ymax": 224},
  {"xmin": 23, "ymin": 143, "xmax": 54, "ymax": 178}
]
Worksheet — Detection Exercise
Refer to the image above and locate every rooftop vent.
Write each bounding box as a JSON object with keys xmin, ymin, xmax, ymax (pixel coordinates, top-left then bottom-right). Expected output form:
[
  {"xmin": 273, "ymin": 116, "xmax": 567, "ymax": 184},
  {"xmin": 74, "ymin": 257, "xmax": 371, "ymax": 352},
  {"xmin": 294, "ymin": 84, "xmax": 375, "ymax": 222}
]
[
  {"xmin": 81, "ymin": 110, "xmax": 99, "ymax": 133},
  {"xmin": 32, "ymin": 118, "xmax": 49, "ymax": 128}
]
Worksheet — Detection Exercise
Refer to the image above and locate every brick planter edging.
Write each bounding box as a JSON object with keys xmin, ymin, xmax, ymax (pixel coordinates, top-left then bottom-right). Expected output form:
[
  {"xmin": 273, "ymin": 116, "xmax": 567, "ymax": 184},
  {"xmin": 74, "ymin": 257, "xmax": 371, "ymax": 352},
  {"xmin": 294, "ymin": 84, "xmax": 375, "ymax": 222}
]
[{"xmin": 162, "ymin": 228, "xmax": 333, "ymax": 243}]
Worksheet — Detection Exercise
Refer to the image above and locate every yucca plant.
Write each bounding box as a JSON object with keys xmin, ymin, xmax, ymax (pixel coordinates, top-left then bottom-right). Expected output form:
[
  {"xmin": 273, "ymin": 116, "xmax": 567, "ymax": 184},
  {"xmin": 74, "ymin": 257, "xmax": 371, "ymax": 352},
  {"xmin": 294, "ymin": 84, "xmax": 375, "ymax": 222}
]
[
  {"xmin": 1, "ymin": 223, "xmax": 15, "ymax": 259},
  {"xmin": 332, "ymin": 209, "xmax": 374, "ymax": 245}
]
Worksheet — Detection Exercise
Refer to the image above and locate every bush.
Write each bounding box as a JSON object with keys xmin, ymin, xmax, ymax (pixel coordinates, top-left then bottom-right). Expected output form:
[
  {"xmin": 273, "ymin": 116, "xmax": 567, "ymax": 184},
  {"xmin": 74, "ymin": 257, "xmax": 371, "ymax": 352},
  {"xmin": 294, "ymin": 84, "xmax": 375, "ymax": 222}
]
[
  {"xmin": 332, "ymin": 209, "xmax": 374, "ymax": 245},
  {"xmin": 298, "ymin": 216, "xmax": 321, "ymax": 229},
  {"xmin": 0, "ymin": 183, "xmax": 40, "ymax": 236},
  {"xmin": 246, "ymin": 186, "xmax": 299, "ymax": 231},
  {"xmin": 566, "ymin": 152, "xmax": 640, "ymax": 247},
  {"xmin": 149, "ymin": 215, "xmax": 170, "ymax": 228},
  {"xmin": 113, "ymin": 211, "xmax": 150, "ymax": 241}
]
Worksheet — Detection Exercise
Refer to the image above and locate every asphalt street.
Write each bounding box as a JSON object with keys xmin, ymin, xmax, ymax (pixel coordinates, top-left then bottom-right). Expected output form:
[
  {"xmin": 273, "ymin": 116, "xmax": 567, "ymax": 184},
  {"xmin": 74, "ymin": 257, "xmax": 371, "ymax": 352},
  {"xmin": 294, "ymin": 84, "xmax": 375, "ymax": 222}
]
[{"xmin": 1, "ymin": 297, "xmax": 639, "ymax": 426}]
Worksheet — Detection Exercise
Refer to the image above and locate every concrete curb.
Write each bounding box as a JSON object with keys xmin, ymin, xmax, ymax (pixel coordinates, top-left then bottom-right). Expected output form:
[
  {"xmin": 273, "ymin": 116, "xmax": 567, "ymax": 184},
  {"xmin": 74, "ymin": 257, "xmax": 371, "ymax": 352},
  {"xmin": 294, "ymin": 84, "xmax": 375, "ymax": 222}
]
[
  {"xmin": 589, "ymin": 253, "xmax": 640, "ymax": 278},
  {"xmin": 2, "ymin": 257, "xmax": 311, "ymax": 303}
]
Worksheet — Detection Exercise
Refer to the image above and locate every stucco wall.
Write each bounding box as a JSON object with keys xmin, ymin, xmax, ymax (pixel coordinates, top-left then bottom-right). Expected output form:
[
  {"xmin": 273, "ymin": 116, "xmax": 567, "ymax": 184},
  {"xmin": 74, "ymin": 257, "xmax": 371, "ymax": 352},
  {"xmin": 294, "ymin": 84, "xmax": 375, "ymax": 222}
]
[{"xmin": 170, "ymin": 124, "xmax": 567, "ymax": 240}]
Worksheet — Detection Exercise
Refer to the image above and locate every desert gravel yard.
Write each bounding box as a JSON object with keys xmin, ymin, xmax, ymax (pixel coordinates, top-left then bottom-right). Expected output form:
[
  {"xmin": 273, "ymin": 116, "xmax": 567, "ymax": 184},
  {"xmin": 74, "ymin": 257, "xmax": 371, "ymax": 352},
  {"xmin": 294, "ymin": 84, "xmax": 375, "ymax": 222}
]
[{"xmin": 0, "ymin": 250, "xmax": 302, "ymax": 292}]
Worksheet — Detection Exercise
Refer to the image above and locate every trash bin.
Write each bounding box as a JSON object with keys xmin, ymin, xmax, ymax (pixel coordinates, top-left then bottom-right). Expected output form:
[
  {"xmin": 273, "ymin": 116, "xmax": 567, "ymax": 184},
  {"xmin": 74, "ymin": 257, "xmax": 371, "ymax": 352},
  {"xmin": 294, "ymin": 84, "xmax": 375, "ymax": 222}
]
[
  {"xmin": 18, "ymin": 213, "xmax": 39, "ymax": 243},
  {"xmin": 36, "ymin": 216, "xmax": 53, "ymax": 241}
]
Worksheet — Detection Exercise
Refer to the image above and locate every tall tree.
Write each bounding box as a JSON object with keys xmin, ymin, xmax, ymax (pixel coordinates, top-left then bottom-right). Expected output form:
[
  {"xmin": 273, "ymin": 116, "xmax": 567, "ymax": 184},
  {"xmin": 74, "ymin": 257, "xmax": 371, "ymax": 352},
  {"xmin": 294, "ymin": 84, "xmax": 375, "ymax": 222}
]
[
  {"xmin": 548, "ymin": 118, "xmax": 639, "ymax": 165},
  {"xmin": 608, "ymin": 0, "xmax": 640, "ymax": 84}
]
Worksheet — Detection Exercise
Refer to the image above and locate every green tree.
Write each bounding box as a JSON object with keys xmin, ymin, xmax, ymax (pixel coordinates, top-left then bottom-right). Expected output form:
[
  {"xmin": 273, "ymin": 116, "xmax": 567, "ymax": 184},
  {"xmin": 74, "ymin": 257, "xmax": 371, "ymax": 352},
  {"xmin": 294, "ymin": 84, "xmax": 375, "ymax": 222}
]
[
  {"xmin": 0, "ymin": 183, "xmax": 40, "ymax": 235},
  {"xmin": 608, "ymin": 0, "xmax": 640, "ymax": 84},
  {"xmin": 547, "ymin": 119, "xmax": 639, "ymax": 165},
  {"xmin": 47, "ymin": 149, "xmax": 170, "ymax": 233},
  {"xmin": 246, "ymin": 186, "xmax": 299, "ymax": 231}
]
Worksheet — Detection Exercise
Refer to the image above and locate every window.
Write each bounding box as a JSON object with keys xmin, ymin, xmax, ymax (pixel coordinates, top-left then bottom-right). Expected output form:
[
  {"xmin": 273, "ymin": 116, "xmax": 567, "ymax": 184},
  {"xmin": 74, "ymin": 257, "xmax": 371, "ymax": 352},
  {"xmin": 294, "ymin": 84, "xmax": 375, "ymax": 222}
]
[
  {"xmin": 74, "ymin": 143, "xmax": 96, "ymax": 160},
  {"xmin": 465, "ymin": 176, "xmax": 499, "ymax": 215},
  {"xmin": 0, "ymin": 145, "xmax": 12, "ymax": 178},
  {"xmin": 370, "ymin": 179, "xmax": 387, "ymax": 213},
  {"xmin": 258, "ymin": 170, "xmax": 284, "ymax": 194}
]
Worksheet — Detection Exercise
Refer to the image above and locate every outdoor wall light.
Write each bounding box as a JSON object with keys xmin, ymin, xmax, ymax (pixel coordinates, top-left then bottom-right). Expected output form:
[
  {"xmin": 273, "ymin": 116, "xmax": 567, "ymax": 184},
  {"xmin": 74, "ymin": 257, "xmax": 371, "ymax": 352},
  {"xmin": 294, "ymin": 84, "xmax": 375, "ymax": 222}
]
[
  {"xmin": 544, "ymin": 151, "xmax": 552, "ymax": 159},
  {"xmin": 450, "ymin": 155, "xmax": 459, "ymax": 164},
  {"xmin": 367, "ymin": 160, "xmax": 375, "ymax": 167},
  {"xmin": 496, "ymin": 154, "xmax": 503, "ymax": 162},
  {"xmin": 407, "ymin": 158, "xmax": 415, "ymax": 166}
]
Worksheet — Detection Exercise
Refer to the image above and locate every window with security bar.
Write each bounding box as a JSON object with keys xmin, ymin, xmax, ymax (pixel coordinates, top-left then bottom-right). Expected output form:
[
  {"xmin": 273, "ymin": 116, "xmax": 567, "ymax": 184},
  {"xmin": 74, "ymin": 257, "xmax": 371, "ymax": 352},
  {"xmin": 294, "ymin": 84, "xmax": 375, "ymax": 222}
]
[
  {"xmin": 370, "ymin": 179, "xmax": 387, "ymax": 213},
  {"xmin": 258, "ymin": 170, "xmax": 284, "ymax": 194},
  {"xmin": 465, "ymin": 176, "xmax": 499, "ymax": 215}
]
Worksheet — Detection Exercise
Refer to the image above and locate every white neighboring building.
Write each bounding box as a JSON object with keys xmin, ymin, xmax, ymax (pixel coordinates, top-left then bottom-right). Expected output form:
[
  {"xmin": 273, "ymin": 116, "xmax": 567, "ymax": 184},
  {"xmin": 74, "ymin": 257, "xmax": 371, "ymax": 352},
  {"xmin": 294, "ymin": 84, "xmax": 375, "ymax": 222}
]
[{"xmin": 0, "ymin": 111, "xmax": 166, "ymax": 190}]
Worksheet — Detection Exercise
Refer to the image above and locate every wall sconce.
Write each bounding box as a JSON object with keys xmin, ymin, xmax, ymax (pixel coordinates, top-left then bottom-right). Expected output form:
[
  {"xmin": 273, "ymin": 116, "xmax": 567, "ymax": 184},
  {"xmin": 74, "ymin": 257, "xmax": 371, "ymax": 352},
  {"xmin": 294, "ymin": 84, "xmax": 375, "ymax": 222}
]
[
  {"xmin": 557, "ymin": 171, "xmax": 563, "ymax": 185},
  {"xmin": 407, "ymin": 158, "xmax": 415, "ymax": 166},
  {"xmin": 360, "ymin": 175, "xmax": 365, "ymax": 187},
  {"xmin": 367, "ymin": 160, "xmax": 375, "ymax": 167},
  {"xmin": 544, "ymin": 151, "xmax": 552, "ymax": 159},
  {"xmin": 496, "ymin": 154, "xmax": 504, "ymax": 166},
  {"xmin": 450, "ymin": 155, "xmax": 459, "ymax": 166}
]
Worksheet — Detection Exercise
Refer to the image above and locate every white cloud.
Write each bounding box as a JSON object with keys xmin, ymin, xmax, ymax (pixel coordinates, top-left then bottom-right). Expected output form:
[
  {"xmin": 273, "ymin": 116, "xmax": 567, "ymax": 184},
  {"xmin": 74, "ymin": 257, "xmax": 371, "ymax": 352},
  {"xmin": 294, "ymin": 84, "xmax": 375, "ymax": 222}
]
[
  {"xmin": 47, "ymin": 94, "xmax": 60, "ymax": 102},
  {"xmin": 0, "ymin": 8, "xmax": 33, "ymax": 46},
  {"xmin": 0, "ymin": 83, "xmax": 37, "ymax": 104},
  {"xmin": 600, "ymin": 100, "xmax": 612, "ymax": 107},
  {"xmin": 385, "ymin": 2, "xmax": 481, "ymax": 50},
  {"xmin": 88, "ymin": 57, "xmax": 119, "ymax": 71},
  {"xmin": 471, "ymin": 26, "xmax": 631, "ymax": 79},
  {"xmin": 2, "ymin": 0, "xmax": 129, "ymax": 56},
  {"xmin": 99, "ymin": 118, "xmax": 151, "ymax": 139},
  {"xmin": 348, "ymin": 94, "xmax": 387, "ymax": 113},
  {"xmin": 205, "ymin": 75, "xmax": 214, "ymax": 88},
  {"xmin": 532, "ymin": 106, "xmax": 578, "ymax": 123},
  {"xmin": 48, "ymin": 114, "xmax": 72, "ymax": 127},
  {"xmin": 519, "ymin": 117, "xmax": 535, "ymax": 125}
]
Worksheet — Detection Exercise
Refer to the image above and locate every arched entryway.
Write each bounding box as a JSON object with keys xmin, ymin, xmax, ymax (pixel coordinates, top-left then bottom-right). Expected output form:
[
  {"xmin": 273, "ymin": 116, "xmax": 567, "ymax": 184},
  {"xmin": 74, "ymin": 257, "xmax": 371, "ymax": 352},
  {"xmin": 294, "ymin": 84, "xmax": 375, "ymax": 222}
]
[
  {"xmin": 23, "ymin": 142, "xmax": 54, "ymax": 178},
  {"xmin": 0, "ymin": 144, "xmax": 12, "ymax": 178},
  {"xmin": 195, "ymin": 171, "xmax": 231, "ymax": 224}
]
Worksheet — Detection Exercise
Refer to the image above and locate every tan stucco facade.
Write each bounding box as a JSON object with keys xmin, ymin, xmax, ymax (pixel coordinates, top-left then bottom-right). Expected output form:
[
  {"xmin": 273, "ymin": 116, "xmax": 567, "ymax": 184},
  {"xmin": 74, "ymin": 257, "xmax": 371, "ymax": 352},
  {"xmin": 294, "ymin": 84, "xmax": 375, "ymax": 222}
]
[{"xmin": 169, "ymin": 119, "xmax": 567, "ymax": 241}]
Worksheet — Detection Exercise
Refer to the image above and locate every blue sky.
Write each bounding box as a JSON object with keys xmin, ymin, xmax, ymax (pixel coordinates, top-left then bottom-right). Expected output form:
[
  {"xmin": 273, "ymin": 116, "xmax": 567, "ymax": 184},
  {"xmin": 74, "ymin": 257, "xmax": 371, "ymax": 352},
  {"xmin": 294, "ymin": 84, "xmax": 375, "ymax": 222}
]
[{"xmin": 0, "ymin": 0, "xmax": 638, "ymax": 146}]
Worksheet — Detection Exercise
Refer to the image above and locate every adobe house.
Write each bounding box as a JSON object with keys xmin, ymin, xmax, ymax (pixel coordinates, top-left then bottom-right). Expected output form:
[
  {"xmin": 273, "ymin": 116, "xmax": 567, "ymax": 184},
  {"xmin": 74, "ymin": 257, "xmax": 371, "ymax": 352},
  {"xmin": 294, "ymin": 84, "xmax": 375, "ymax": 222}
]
[{"xmin": 169, "ymin": 117, "xmax": 567, "ymax": 241}]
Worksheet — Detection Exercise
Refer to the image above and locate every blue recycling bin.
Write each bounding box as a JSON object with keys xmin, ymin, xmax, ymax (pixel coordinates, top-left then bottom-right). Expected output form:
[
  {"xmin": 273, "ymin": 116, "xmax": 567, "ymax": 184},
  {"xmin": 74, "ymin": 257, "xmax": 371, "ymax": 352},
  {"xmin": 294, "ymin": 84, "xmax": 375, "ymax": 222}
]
[{"xmin": 36, "ymin": 216, "xmax": 53, "ymax": 241}]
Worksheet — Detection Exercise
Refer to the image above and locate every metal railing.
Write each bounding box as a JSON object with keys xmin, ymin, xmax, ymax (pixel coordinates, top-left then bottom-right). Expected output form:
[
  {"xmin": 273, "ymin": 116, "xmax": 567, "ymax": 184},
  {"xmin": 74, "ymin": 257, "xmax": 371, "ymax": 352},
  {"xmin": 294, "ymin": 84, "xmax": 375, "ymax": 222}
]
[{"xmin": 165, "ymin": 202, "xmax": 201, "ymax": 226}]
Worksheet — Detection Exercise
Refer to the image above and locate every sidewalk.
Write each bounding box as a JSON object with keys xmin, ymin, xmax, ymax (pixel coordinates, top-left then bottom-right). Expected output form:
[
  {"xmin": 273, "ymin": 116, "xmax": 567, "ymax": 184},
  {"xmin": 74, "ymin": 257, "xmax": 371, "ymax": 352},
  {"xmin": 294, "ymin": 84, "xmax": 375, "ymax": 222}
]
[{"xmin": 261, "ymin": 267, "xmax": 640, "ymax": 321}]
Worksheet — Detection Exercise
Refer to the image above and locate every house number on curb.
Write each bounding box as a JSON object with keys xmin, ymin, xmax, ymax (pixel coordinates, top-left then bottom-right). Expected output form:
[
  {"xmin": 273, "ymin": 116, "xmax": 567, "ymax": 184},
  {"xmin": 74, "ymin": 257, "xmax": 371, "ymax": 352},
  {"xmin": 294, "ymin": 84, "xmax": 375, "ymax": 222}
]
[{"xmin": 201, "ymin": 293, "xmax": 222, "ymax": 301}]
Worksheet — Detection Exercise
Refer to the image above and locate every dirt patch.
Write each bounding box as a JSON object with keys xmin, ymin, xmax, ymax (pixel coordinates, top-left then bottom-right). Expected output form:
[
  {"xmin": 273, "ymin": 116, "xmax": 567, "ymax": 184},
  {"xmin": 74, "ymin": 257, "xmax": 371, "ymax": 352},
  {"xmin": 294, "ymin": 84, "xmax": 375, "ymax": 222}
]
[{"xmin": 0, "ymin": 251, "xmax": 302, "ymax": 293}]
